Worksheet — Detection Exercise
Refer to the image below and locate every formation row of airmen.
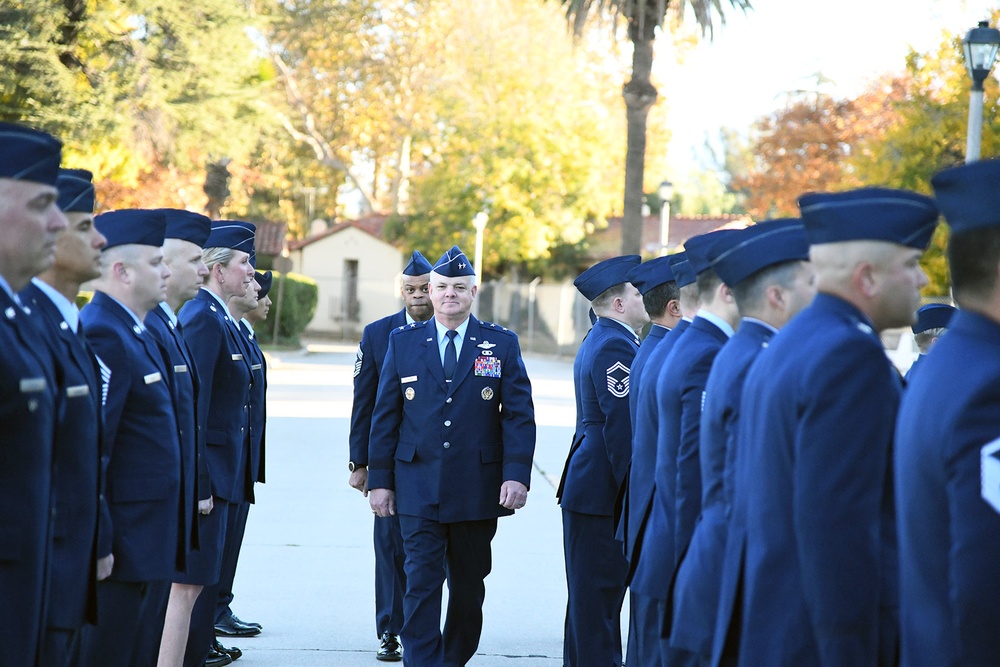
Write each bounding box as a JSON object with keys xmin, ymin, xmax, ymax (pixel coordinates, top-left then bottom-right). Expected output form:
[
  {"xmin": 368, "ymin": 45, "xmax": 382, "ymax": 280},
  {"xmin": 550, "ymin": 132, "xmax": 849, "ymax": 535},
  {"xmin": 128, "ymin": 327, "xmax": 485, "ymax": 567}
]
[
  {"xmin": 560, "ymin": 159, "xmax": 1000, "ymax": 666},
  {"xmin": 0, "ymin": 122, "xmax": 271, "ymax": 667}
]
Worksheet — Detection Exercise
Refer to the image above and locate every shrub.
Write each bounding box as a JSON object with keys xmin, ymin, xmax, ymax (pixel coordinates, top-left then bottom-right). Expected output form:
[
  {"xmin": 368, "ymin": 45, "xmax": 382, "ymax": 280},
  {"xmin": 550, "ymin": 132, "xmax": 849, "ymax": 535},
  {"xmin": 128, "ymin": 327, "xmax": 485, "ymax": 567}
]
[{"xmin": 257, "ymin": 272, "xmax": 318, "ymax": 346}]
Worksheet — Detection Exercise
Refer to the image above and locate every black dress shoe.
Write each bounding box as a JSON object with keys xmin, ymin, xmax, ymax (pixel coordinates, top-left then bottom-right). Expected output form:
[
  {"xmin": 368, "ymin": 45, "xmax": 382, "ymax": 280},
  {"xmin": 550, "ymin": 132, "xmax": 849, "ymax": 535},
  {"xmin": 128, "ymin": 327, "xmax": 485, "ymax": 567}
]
[
  {"xmin": 376, "ymin": 632, "xmax": 402, "ymax": 662},
  {"xmin": 215, "ymin": 613, "xmax": 261, "ymax": 637},
  {"xmin": 229, "ymin": 612, "xmax": 262, "ymax": 631},
  {"xmin": 213, "ymin": 638, "xmax": 243, "ymax": 661},
  {"xmin": 203, "ymin": 645, "xmax": 233, "ymax": 667}
]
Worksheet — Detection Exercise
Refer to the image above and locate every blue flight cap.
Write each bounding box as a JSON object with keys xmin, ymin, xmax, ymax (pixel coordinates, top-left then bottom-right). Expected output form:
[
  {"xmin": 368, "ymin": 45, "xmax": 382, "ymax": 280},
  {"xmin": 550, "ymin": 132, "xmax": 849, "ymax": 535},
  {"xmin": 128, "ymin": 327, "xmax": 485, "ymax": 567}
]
[
  {"xmin": 95, "ymin": 209, "xmax": 167, "ymax": 250},
  {"xmin": 205, "ymin": 220, "xmax": 256, "ymax": 253},
  {"xmin": 249, "ymin": 250, "xmax": 257, "ymax": 270},
  {"xmin": 432, "ymin": 245, "xmax": 475, "ymax": 277},
  {"xmin": 159, "ymin": 209, "xmax": 211, "ymax": 248},
  {"xmin": 684, "ymin": 229, "xmax": 744, "ymax": 275},
  {"xmin": 256, "ymin": 270, "xmax": 273, "ymax": 299},
  {"xmin": 666, "ymin": 252, "xmax": 696, "ymax": 288},
  {"xmin": 403, "ymin": 250, "xmax": 433, "ymax": 276},
  {"xmin": 627, "ymin": 256, "xmax": 676, "ymax": 295},
  {"xmin": 0, "ymin": 122, "xmax": 62, "ymax": 185},
  {"xmin": 56, "ymin": 168, "xmax": 95, "ymax": 213},
  {"xmin": 912, "ymin": 303, "xmax": 956, "ymax": 334},
  {"xmin": 931, "ymin": 159, "xmax": 1000, "ymax": 235},
  {"xmin": 574, "ymin": 255, "xmax": 641, "ymax": 301},
  {"xmin": 711, "ymin": 219, "xmax": 810, "ymax": 287},
  {"xmin": 798, "ymin": 187, "xmax": 938, "ymax": 249}
]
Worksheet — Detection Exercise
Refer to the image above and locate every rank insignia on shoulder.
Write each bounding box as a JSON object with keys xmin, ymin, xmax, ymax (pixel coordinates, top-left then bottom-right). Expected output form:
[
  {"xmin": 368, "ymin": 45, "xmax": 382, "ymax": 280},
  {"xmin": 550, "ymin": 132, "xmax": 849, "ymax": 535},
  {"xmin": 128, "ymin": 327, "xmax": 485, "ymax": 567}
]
[
  {"xmin": 606, "ymin": 361, "xmax": 630, "ymax": 398},
  {"xmin": 856, "ymin": 322, "xmax": 873, "ymax": 335}
]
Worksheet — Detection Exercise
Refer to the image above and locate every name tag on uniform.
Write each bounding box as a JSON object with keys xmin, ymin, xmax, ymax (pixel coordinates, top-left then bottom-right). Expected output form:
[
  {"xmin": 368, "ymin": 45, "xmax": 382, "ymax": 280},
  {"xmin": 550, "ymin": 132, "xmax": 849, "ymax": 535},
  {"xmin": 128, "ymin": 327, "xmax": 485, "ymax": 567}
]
[
  {"xmin": 231, "ymin": 354, "xmax": 244, "ymax": 361},
  {"xmin": 144, "ymin": 372, "xmax": 162, "ymax": 384},
  {"xmin": 401, "ymin": 375, "xmax": 418, "ymax": 384},
  {"xmin": 173, "ymin": 365, "xmax": 188, "ymax": 373},
  {"xmin": 251, "ymin": 364, "xmax": 262, "ymax": 370},
  {"xmin": 66, "ymin": 385, "xmax": 90, "ymax": 398},
  {"xmin": 19, "ymin": 377, "xmax": 47, "ymax": 393}
]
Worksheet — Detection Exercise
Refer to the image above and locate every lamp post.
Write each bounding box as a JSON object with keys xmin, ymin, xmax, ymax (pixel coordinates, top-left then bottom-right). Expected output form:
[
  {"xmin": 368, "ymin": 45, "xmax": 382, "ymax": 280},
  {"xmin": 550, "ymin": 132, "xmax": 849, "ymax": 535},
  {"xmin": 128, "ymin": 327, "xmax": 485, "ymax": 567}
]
[
  {"xmin": 962, "ymin": 20, "xmax": 1000, "ymax": 164},
  {"xmin": 657, "ymin": 180, "xmax": 674, "ymax": 257},
  {"xmin": 472, "ymin": 211, "xmax": 488, "ymax": 316}
]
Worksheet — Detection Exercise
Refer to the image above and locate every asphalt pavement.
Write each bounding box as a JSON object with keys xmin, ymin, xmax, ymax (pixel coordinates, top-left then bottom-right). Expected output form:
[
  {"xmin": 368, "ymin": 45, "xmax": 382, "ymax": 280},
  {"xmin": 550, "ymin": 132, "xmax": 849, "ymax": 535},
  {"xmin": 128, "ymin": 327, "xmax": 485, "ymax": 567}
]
[{"xmin": 222, "ymin": 343, "xmax": 626, "ymax": 665}]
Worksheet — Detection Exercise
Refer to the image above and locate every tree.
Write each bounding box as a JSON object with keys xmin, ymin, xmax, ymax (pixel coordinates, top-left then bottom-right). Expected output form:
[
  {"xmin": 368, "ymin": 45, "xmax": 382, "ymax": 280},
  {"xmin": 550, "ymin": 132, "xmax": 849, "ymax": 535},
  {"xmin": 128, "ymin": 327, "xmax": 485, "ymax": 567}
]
[{"xmin": 555, "ymin": 0, "xmax": 751, "ymax": 255}]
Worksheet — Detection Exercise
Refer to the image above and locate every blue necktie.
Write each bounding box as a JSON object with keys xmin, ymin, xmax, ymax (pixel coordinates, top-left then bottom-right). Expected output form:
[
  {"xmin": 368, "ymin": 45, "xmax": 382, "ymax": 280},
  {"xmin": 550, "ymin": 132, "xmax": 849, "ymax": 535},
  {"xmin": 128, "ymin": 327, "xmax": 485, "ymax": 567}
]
[{"xmin": 443, "ymin": 330, "xmax": 457, "ymax": 382}]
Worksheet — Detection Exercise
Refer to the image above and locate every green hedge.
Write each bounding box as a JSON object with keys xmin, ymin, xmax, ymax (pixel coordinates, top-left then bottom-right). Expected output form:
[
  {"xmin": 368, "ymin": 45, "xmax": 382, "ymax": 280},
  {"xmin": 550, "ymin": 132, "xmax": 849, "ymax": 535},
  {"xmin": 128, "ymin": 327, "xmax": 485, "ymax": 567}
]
[{"xmin": 257, "ymin": 271, "xmax": 318, "ymax": 346}]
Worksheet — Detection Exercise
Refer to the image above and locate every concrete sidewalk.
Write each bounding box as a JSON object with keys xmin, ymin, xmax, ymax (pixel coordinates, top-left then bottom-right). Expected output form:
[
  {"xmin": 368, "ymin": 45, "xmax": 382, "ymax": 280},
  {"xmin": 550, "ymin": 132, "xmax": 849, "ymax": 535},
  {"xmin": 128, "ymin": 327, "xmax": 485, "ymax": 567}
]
[{"xmin": 223, "ymin": 347, "xmax": 616, "ymax": 665}]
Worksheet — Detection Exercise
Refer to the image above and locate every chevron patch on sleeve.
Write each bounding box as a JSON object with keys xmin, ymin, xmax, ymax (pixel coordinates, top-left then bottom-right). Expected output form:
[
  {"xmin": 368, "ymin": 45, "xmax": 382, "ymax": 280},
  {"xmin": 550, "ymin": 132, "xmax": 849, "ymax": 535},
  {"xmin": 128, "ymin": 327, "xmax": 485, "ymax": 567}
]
[
  {"xmin": 353, "ymin": 345, "xmax": 363, "ymax": 378},
  {"xmin": 606, "ymin": 361, "xmax": 630, "ymax": 398}
]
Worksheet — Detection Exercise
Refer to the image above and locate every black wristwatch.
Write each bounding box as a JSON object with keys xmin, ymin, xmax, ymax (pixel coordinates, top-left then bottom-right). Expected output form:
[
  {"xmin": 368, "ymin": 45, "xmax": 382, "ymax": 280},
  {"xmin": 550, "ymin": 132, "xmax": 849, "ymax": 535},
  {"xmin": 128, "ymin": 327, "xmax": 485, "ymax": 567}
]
[{"xmin": 348, "ymin": 461, "xmax": 366, "ymax": 472}]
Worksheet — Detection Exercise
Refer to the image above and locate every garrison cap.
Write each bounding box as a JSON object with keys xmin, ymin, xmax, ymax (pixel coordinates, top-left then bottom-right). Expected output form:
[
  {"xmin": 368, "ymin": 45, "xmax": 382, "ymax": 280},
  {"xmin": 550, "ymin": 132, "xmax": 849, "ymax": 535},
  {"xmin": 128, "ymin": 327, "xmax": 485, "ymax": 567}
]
[
  {"xmin": 711, "ymin": 219, "xmax": 810, "ymax": 287},
  {"xmin": 432, "ymin": 245, "xmax": 475, "ymax": 278},
  {"xmin": 403, "ymin": 251, "xmax": 433, "ymax": 276},
  {"xmin": 205, "ymin": 221, "xmax": 256, "ymax": 253},
  {"xmin": 931, "ymin": 159, "xmax": 1000, "ymax": 235},
  {"xmin": 574, "ymin": 255, "xmax": 641, "ymax": 301},
  {"xmin": 627, "ymin": 256, "xmax": 676, "ymax": 295},
  {"xmin": 95, "ymin": 209, "xmax": 167, "ymax": 250},
  {"xmin": 0, "ymin": 122, "xmax": 62, "ymax": 185},
  {"xmin": 798, "ymin": 188, "xmax": 937, "ymax": 249},
  {"xmin": 911, "ymin": 303, "xmax": 956, "ymax": 334},
  {"xmin": 684, "ymin": 229, "xmax": 744, "ymax": 275},
  {"xmin": 256, "ymin": 271, "xmax": 273, "ymax": 299},
  {"xmin": 159, "ymin": 209, "xmax": 211, "ymax": 248},
  {"xmin": 667, "ymin": 252, "xmax": 696, "ymax": 288},
  {"xmin": 56, "ymin": 168, "xmax": 95, "ymax": 213}
]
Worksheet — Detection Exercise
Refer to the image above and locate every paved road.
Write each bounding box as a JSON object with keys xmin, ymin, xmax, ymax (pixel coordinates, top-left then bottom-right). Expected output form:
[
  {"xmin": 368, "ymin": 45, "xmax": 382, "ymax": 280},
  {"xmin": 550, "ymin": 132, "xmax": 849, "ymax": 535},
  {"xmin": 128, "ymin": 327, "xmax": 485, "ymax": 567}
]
[{"xmin": 223, "ymin": 343, "xmax": 626, "ymax": 665}]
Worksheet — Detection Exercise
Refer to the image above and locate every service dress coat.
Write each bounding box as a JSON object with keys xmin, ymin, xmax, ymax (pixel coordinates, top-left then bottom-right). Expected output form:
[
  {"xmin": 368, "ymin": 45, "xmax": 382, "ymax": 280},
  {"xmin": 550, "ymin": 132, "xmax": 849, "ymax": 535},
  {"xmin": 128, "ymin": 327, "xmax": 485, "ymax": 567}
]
[
  {"xmin": 349, "ymin": 309, "xmax": 406, "ymax": 467},
  {"xmin": 367, "ymin": 316, "xmax": 535, "ymax": 523},
  {"xmin": 895, "ymin": 310, "xmax": 1000, "ymax": 667},
  {"xmin": 728, "ymin": 294, "xmax": 900, "ymax": 666}
]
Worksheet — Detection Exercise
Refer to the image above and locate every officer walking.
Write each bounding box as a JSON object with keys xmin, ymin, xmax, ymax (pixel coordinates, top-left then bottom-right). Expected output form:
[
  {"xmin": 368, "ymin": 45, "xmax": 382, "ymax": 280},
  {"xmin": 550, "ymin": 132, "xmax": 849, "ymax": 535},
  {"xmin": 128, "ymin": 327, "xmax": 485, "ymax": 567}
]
[
  {"xmin": 895, "ymin": 159, "xmax": 1000, "ymax": 666},
  {"xmin": 21, "ymin": 168, "xmax": 111, "ymax": 667},
  {"xmin": 669, "ymin": 220, "xmax": 814, "ymax": 663},
  {"xmin": 368, "ymin": 245, "xmax": 535, "ymax": 667},
  {"xmin": 0, "ymin": 123, "xmax": 68, "ymax": 667},
  {"xmin": 348, "ymin": 251, "xmax": 435, "ymax": 662},
  {"xmin": 78, "ymin": 209, "xmax": 184, "ymax": 667},
  {"xmin": 558, "ymin": 254, "xmax": 646, "ymax": 667},
  {"xmin": 720, "ymin": 189, "xmax": 936, "ymax": 666}
]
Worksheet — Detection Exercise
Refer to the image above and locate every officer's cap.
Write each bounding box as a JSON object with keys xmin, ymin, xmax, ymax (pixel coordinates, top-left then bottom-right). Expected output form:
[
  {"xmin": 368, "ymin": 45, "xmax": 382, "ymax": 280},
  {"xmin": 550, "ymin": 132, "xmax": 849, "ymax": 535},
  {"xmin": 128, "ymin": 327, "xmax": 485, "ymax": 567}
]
[
  {"xmin": 912, "ymin": 303, "xmax": 956, "ymax": 334},
  {"xmin": 666, "ymin": 252, "xmax": 696, "ymax": 288},
  {"xmin": 574, "ymin": 255, "xmax": 641, "ymax": 301},
  {"xmin": 205, "ymin": 221, "xmax": 256, "ymax": 253},
  {"xmin": 95, "ymin": 209, "xmax": 167, "ymax": 250},
  {"xmin": 431, "ymin": 245, "xmax": 475, "ymax": 278},
  {"xmin": 0, "ymin": 122, "xmax": 62, "ymax": 186},
  {"xmin": 684, "ymin": 229, "xmax": 744, "ymax": 276},
  {"xmin": 256, "ymin": 270, "xmax": 273, "ymax": 299},
  {"xmin": 931, "ymin": 159, "xmax": 1000, "ymax": 235},
  {"xmin": 159, "ymin": 209, "xmax": 211, "ymax": 248},
  {"xmin": 798, "ymin": 188, "xmax": 937, "ymax": 249},
  {"xmin": 626, "ymin": 256, "xmax": 675, "ymax": 295},
  {"xmin": 711, "ymin": 219, "xmax": 810, "ymax": 287},
  {"xmin": 403, "ymin": 251, "xmax": 433, "ymax": 276},
  {"xmin": 56, "ymin": 168, "xmax": 95, "ymax": 214}
]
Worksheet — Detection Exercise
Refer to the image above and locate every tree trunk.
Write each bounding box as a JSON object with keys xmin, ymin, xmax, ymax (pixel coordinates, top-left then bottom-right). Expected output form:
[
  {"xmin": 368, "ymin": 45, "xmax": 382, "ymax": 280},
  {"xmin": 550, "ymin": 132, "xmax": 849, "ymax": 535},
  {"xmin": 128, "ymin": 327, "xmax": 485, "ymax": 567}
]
[{"xmin": 621, "ymin": 34, "xmax": 658, "ymax": 256}]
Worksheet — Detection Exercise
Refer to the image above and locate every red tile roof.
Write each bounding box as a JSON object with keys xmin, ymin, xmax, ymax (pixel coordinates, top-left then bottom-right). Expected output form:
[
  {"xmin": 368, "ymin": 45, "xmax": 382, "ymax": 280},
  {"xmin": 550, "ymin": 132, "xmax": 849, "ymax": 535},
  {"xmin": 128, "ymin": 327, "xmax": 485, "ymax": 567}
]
[{"xmin": 287, "ymin": 215, "xmax": 390, "ymax": 251}]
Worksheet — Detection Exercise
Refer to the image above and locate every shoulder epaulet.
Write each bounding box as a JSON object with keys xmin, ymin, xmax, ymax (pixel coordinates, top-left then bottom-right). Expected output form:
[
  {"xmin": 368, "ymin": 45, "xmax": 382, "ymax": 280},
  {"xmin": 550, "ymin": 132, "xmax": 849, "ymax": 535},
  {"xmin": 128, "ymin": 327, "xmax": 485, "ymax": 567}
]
[
  {"xmin": 390, "ymin": 320, "xmax": 429, "ymax": 335},
  {"xmin": 482, "ymin": 321, "xmax": 516, "ymax": 336}
]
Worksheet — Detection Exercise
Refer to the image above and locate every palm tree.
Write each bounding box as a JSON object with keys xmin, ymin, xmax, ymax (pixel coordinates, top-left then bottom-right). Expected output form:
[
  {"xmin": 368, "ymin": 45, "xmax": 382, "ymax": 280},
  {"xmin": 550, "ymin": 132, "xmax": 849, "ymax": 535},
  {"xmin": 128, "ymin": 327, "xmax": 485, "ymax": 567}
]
[{"xmin": 557, "ymin": 0, "xmax": 751, "ymax": 255}]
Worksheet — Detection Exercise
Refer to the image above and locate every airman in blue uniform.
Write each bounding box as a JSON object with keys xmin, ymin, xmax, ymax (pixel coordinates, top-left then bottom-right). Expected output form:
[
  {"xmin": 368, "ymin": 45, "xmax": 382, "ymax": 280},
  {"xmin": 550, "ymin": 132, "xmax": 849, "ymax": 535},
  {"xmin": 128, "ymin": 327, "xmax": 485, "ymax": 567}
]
[
  {"xmin": 141, "ymin": 209, "xmax": 214, "ymax": 667},
  {"xmin": 21, "ymin": 168, "xmax": 110, "ymax": 667},
  {"xmin": 368, "ymin": 246, "xmax": 535, "ymax": 667},
  {"xmin": 78, "ymin": 209, "xmax": 184, "ymax": 667},
  {"xmin": 349, "ymin": 251, "xmax": 434, "ymax": 662},
  {"xmin": 903, "ymin": 303, "xmax": 955, "ymax": 383},
  {"xmin": 669, "ymin": 220, "xmax": 814, "ymax": 663},
  {"xmin": 0, "ymin": 123, "xmax": 67, "ymax": 667},
  {"xmin": 179, "ymin": 221, "xmax": 256, "ymax": 667},
  {"xmin": 625, "ymin": 252, "xmax": 698, "ymax": 667},
  {"xmin": 895, "ymin": 159, "xmax": 1000, "ymax": 666},
  {"xmin": 718, "ymin": 189, "xmax": 936, "ymax": 666},
  {"xmin": 558, "ymin": 254, "xmax": 646, "ymax": 667}
]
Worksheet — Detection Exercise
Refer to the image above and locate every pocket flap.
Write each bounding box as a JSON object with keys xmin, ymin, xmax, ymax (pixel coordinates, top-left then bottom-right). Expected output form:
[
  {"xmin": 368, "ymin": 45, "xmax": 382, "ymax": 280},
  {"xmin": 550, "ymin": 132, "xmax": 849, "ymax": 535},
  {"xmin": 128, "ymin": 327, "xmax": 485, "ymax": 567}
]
[{"xmin": 395, "ymin": 442, "xmax": 416, "ymax": 462}]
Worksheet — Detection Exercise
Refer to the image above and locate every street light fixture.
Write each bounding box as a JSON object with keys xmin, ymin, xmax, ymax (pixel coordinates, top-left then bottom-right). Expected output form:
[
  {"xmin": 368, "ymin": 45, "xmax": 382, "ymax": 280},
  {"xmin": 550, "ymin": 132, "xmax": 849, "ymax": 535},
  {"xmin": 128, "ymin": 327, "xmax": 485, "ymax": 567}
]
[
  {"xmin": 962, "ymin": 20, "xmax": 1000, "ymax": 163},
  {"xmin": 657, "ymin": 180, "xmax": 674, "ymax": 257}
]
